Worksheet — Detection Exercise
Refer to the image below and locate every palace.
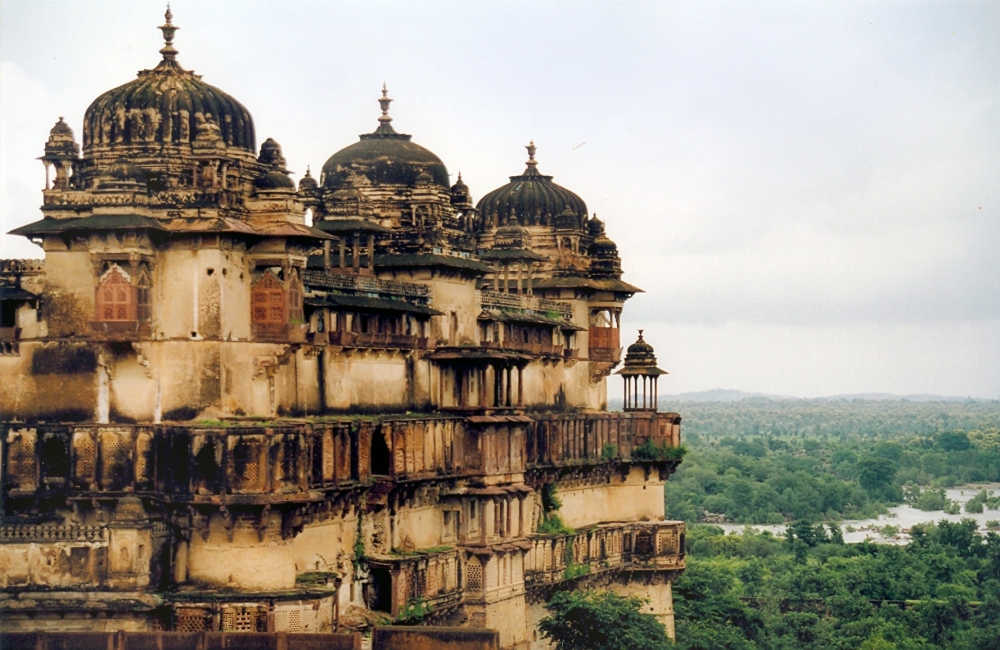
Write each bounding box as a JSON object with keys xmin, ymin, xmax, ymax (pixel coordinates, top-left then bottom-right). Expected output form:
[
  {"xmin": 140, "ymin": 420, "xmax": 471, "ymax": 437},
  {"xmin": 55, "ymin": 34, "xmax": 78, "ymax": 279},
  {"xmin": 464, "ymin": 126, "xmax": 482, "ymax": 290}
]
[{"xmin": 0, "ymin": 10, "xmax": 684, "ymax": 649}]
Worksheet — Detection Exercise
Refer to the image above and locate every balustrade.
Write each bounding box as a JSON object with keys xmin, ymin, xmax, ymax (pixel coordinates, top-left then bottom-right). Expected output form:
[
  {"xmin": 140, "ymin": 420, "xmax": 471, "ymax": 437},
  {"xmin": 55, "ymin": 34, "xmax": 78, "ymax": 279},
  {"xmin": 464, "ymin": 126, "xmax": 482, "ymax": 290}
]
[
  {"xmin": 524, "ymin": 521, "xmax": 685, "ymax": 587},
  {"xmin": 1, "ymin": 412, "xmax": 681, "ymax": 501}
]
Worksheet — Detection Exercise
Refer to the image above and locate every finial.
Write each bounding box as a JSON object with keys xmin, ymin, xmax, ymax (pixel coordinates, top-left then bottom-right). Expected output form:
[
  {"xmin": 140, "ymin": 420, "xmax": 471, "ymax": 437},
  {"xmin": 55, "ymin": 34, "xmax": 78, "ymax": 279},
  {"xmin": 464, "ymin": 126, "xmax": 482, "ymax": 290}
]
[
  {"xmin": 378, "ymin": 84, "xmax": 392, "ymax": 124},
  {"xmin": 638, "ymin": 329, "xmax": 644, "ymax": 339},
  {"xmin": 158, "ymin": 4, "xmax": 179, "ymax": 61},
  {"xmin": 525, "ymin": 141, "xmax": 537, "ymax": 166},
  {"xmin": 305, "ymin": 165, "xmax": 312, "ymax": 176}
]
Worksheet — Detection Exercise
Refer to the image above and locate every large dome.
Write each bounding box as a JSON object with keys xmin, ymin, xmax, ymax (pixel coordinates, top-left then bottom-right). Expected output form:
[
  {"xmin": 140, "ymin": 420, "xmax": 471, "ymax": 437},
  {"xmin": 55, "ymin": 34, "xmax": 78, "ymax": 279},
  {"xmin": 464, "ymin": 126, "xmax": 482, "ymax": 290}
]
[
  {"xmin": 81, "ymin": 8, "xmax": 255, "ymax": 158},
  {"xmin": 476, "ymin": 142, "xmax": 588, "ymax": 230},
  {"xmin": 321, "ymin": 86, "xmax": 449, "ymax": 190}
]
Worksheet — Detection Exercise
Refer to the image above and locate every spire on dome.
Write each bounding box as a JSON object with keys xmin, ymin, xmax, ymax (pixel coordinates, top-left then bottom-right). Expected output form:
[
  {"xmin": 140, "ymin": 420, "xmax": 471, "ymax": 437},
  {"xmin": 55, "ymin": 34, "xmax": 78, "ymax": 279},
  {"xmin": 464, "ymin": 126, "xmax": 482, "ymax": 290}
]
[
  {"xmin": 375, "ymin": 83, "xmax": 397, "ymax": 135},
  {"xmin": 158, "ymin": 4, "xmax": 179, "ymax": 61}
]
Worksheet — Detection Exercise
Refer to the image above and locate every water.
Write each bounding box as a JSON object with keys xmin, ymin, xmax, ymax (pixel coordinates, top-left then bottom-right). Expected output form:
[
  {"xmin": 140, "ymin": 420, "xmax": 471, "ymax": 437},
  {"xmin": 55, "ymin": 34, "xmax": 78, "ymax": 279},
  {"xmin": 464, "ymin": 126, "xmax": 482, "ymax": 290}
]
[{"xmin": 712, "ymin": 483, "xmax": 1000, "ymax": 545}]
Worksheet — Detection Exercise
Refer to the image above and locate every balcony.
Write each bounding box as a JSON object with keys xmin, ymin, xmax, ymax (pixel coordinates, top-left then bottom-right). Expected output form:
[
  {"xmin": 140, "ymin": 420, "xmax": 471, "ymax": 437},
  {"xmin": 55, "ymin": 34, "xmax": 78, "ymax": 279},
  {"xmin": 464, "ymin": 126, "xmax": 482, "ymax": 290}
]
[
  {"xmin": 364, "ymin": 548, "xmax": 463, "ymax": 620},
  {"xmin": 326, "ymin": 330, "xmax": 432, "ymax": 350},
  {"xmin": 0, "ymin": 412, "xmax": 682, "ymax": 503},
  {"xmin": 524, "ymin": 521, "xmax": 685, "ymax": 588}
]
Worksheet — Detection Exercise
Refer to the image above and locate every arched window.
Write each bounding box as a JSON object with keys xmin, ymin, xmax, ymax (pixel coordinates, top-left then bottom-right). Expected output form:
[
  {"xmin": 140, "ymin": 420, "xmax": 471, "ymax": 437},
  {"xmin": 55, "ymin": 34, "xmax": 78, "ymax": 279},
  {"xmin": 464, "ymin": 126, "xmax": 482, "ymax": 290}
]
[
  {"xmin": 96, "ymin": 265, "xmax": 133, "ymax": 322},
  {"xmin": 251, "ymin": 272, "xmax": 286, "ymax": 325},
  {"xmin": 287, "ymin": 268, "xmax": 303, "ymax": 324},
  {"xmin": 136, "ymin": 266, "xmax": 152, "ymax": 322}
]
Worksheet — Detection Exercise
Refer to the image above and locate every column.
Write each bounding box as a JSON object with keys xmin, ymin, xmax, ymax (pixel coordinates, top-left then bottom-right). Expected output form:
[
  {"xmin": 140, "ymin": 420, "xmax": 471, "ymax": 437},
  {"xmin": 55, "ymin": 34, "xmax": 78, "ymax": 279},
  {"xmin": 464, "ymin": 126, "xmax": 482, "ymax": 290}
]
[
  {"xmin": 367, "ymin": 234, "xmax": 375, "ymax": 270},
  {"xmin": 505, "ymin": 367, "xmax": 512, "ymax": 407},
  {"xmin": 339, "ymin": 238, "xmax": 346, "ymax": 268},
  {"xmin": 352, "ymin": 233, "xmax": 360, "ymax": 270},
  {"xmin": 517, "ymin": 365, "xmax": 524, "ymax": 407}
]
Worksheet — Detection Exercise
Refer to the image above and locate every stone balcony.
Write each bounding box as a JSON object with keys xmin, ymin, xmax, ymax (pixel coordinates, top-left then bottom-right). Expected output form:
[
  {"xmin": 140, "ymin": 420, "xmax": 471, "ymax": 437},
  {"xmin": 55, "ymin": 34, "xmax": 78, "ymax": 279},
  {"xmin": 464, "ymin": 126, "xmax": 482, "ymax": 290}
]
[
  {"xmin": 524, "ymin": 520, "xmax": 686, "ymax": 590},
  {"xmin": 1, "ymin": 412, "xmax": 681, "ymax": 508}
]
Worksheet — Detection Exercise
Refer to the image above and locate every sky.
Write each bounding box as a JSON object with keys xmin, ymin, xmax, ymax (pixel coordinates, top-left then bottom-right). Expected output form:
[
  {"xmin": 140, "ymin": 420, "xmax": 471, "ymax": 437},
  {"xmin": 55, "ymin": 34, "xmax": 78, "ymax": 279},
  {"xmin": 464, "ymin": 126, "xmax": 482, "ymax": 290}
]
[{"xmin": 1, "ymin": 1, "xmax": 998, "ymax": 399}]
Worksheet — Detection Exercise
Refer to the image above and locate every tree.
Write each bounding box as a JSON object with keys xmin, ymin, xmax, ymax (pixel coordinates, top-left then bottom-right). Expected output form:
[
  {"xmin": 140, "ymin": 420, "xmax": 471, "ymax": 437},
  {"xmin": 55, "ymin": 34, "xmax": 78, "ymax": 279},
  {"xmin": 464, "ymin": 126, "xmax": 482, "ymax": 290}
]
[
  {"xmin": 539, "ymin": 590, "xmax": 672, "ymax": 650},
  {"xmin": 856, "ymin": 456, "xmax": 900, "ymax": 501}
]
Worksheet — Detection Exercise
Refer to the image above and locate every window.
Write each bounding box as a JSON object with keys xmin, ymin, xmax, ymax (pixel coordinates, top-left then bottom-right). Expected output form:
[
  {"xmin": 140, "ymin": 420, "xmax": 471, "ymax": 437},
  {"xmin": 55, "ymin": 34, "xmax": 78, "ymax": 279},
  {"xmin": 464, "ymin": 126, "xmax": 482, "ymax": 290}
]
[
  {"xmin": 251, "ymin": 272, "xmax": 286, "ymax": 324},
  {"xmin": 96, "ymin": 265, "xmax": 133, "ymax": 322},
  {"xmin": 287, "ymin": 268, "xmax": 303, "ymax": 324},
  {"xmin": 136, "ymin": 266, "xmax": 152, "ymax": 322}
]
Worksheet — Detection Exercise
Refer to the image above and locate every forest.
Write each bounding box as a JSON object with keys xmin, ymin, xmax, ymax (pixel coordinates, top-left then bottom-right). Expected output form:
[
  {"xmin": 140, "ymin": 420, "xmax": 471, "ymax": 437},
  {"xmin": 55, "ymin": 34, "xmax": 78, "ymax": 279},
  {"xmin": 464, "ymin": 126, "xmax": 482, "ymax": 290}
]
[
  {"xmin": 539, "ymin": 400, "xmax": 1000, "ymax": 648},
  {"xmin": 662, "ymin": 399, "xmax": 1000, "ymax": 649},
  {"xmin": 663, "ymin": 399, "xmax": 1000, "ymax": 523}
]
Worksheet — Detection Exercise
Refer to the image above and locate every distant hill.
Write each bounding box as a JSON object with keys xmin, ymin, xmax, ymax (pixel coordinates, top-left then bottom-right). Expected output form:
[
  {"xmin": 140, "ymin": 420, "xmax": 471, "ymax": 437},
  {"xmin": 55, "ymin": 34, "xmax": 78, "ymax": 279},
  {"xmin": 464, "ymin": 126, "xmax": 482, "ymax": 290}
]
[{"xmin": 608, "ymin": 389, "xmax": 990, "ymax": 407}]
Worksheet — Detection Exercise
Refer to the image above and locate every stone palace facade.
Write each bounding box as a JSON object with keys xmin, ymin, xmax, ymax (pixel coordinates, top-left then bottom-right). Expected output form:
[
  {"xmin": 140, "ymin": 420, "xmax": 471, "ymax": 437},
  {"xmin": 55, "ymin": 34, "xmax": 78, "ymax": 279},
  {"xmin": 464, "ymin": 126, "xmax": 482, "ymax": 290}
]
[{"xmin": 0, "ymin": 10, "xmax": 685, "ymax": 649}]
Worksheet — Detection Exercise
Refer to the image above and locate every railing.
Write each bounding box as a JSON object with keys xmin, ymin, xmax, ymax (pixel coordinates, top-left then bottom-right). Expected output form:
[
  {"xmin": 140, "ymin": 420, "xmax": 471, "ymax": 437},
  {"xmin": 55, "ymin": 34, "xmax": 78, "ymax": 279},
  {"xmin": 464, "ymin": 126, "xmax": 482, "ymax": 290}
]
[
  {"xmin": 1, "ymin": 412, "xmax": 681, "ymax": 501},
  {"xmin": 303, "ymin": 270, "xmax": 430, "ymax": 299},
  {"xmin": 524, "ymin": 521, "xmax": 685, "ymax": 588},
  {"xmin": 478, "ymin": 290, "xmax": 574, "ymax": 321},
  {"xmin": 499, "ymin": 340, "xmax": 564, "ymax": 357},
  {"xmin": 327, "ymin": 330, "xmax": 432, "ymax": 350}
]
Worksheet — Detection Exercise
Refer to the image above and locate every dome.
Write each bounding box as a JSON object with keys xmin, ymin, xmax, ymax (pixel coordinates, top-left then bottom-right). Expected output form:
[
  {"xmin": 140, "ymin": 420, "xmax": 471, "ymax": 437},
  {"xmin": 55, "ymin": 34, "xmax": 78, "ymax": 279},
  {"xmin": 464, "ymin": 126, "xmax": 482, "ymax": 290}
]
[
  {"xmin": 255, "ymin": 170, "xmax": 296, "ymax": 190},
  {"xmin": 42, "ymin": 117, "xmax": 80, "ymax": 159},
  {"xmin": 494, "ymin": 216, "xmax": 529, "ymax": 249},
  {"xmin": 476, "ymin": 142, "xmax": 588, "ymax": 230},
  {"xmin": 321, "ymin": 85, "xmax": 449, "ymax": 190},
  {"xmin": 625, "ymin": 330, "xmax": 656, "ymax": 369},
  {"xmin": 81, "ymin": 9, "xmax": 255, "ymax": 158},
  {"xmin": 298, "ymin": 166, "xmax": 318, "ymax": 191}
]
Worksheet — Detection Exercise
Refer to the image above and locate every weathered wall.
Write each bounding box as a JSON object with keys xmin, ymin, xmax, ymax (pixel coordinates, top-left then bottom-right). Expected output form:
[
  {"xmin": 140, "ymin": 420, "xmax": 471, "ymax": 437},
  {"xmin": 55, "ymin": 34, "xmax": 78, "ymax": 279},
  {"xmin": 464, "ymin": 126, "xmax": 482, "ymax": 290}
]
[
  {"xmin": 609, "ymin": 578, "xmax": 675, "ymax": 640},
  {"xmin": 372, "ymin": 626, "xmax": 499, "ymax": 650},
  {"xmin": 186, "ymin": 512, "xmax": 296, "ymax": 590},
  {"xmin": 556, "ymin": 469, "xmax": 665, "ymax": 529},
  {"xmin": 0, "ymin": 343, "xmax": 98, "ymax": 421}
]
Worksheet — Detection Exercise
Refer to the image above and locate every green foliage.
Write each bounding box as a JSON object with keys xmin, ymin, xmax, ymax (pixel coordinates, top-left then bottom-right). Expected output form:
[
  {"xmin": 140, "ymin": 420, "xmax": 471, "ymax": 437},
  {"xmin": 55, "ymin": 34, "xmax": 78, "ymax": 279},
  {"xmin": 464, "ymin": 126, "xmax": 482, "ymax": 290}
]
[
  {"xmin": 563, "ymin": 562, "xmax": 591, "ymax": 579},
  {"xmin": 664, "ymin": 400, "xmax": 1000, "ymax": 525},
  {"xmin": 601, "ymin": 443, "xmax": 619, "ymax": 461},
  {"xmin": 537, "ymin": 513, "xmax": 574, "ymax": 536},
  {"xmin": 633, "ymin": 439, "xmax": 689, "ymax": 461},
  {"xmin": 539, "ymin": 590, "xmax": 673, "ymax": 650},
  {"xmin": 964, "ymin": 489, "xmax": 999, "ymax": 514},
  {"xmin": 396, "ymin": 597, "xmax": 429, "ymax": 623},
  {"xmin": 542, "ymin": 483, "xmax": 563, "ymax": 513},
  {"xmin": 908, "ymin": 487, "xmax": 954, "ymax": 511},
  {"xmin": 674, "ymin": 522, "xmax": 1000, "ymax": 649}
]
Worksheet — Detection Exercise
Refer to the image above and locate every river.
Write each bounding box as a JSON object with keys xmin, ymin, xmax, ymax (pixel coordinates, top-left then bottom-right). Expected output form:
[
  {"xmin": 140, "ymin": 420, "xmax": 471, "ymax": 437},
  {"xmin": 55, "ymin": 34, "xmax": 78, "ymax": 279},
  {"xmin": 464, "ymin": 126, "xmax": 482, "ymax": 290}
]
[{"xmin": 712, "ymin": 483, "xmax": 1000, "ymax": 545}]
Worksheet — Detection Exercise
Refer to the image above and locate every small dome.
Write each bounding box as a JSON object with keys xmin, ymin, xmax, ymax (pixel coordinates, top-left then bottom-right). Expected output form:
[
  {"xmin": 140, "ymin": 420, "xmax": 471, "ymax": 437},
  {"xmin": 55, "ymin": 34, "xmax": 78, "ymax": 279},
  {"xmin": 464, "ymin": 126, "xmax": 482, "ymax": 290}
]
[
  {"xmin": 451, "ymin": 172, "xmax": 469, "ymax": 195},
  {"xmin": 451, "ymin": 172, "xmax": 473, "ymax": 208},
  {"xmin": 81, "ymin": 9, "xmax": 255, "ymax": 159},
  {"xmin": 43, "ymin": 117, "xmax": 80, "ymax": 158},
  {"xmin": 622, "ymin": 330, "xmax": 662, "ymax": 372},
  {"xmin": 255, "ymin": 170, "xmax": 296, "ymax": 190},
  {"xmin": 298, "ymin": 166, "xmax": 318, "ymax": 191},
  {"xmin": 476, "ymin": 142, "xmax": 587, "ymax": 230},
  {"xmin": 258, "ymin": 137, "xmax": 288, "ymax": 171},
  {"xmin": 494, "ymin": 215, "xmax": 529, "ymax": 249},
  {"xmin": 111, "ymin": 496, "xmax": 148, "ymax": 523},
  {"xmin": 321, "ymin": 86, "xmax": 449, "ymax": 190}
]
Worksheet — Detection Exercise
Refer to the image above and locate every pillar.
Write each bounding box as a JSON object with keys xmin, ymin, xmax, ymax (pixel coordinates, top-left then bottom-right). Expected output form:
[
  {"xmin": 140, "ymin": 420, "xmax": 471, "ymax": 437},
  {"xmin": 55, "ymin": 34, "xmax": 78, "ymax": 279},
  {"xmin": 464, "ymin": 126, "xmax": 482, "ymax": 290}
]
[{"xmin": 352, "ymin": 233, "xmax": 360, "ymax": 269}]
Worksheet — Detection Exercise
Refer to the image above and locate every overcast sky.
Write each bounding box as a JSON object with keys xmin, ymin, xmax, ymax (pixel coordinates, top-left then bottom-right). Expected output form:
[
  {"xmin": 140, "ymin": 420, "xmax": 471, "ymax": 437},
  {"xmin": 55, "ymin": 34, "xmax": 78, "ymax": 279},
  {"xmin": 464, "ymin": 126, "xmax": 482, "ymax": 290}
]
[{"xmin": 2, "ymin": 1, "xmax": 998, "ymax": 399}]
